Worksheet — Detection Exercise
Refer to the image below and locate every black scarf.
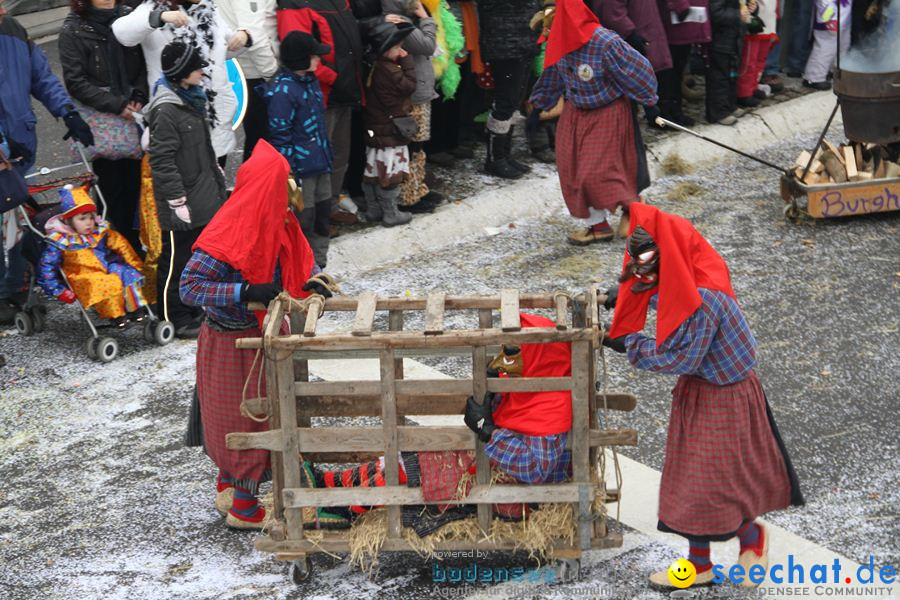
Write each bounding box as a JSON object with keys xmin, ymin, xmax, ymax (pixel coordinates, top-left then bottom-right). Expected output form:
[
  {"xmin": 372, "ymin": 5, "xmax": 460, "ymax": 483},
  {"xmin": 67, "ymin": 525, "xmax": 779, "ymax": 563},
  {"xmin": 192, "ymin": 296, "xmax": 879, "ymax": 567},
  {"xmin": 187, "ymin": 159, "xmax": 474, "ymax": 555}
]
[{"xmin": 84, "ymin": 6, "xmax": 132, "ymax": 100}]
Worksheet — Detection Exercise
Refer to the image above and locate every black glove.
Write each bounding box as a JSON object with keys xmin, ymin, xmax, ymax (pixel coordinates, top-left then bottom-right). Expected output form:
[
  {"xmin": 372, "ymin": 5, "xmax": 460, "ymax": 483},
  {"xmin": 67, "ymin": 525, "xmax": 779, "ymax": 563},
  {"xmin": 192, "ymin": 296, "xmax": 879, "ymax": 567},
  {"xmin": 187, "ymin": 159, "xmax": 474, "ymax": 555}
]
[
  {"xmin": 603, "ymin": 285, "xmax": 619, "ymax": 310},
  {"xmin": 676, "ymin": 8, "xmax": 691, "ymax": 21},
  {"xmin": 625, "ymin": 32, "xmax": 648, "ymax": 55},
  {"xmin": 644, "ymin": 104, "xmax": 662, "ymax": 128},
  {"xmin": 525, "ymin": 108, "xmax": 542, "ymax": 134},
  {"xmin": 302, "ymin": 275, "xmax": 334, "ymax": 298},
  {"xmin": 62, "ymin": 111, "xmax": 95, "ymax": 147},
  {"xmin": 240, "ymin": 283, "xmax": 281, "ymax": 305},
  {"xmin": 464, "ymin": 393, "xmax": 495, "ymax": 443},
  {"xmin": 6, "ymin": 138, "xmax": 32, "ymax": 164},
  {"xmin": 602, "ymin": 322, "xmax": 627, "ymax": 353}
]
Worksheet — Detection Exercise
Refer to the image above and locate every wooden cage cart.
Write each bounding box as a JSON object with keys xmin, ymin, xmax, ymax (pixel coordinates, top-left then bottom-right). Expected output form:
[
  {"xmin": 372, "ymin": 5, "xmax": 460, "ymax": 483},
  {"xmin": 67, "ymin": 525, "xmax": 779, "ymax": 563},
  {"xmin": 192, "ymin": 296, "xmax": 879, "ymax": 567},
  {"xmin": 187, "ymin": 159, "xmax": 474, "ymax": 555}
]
[{"xmin": 228, "ymin": 287, "xmax": 638, "ymax": 584}]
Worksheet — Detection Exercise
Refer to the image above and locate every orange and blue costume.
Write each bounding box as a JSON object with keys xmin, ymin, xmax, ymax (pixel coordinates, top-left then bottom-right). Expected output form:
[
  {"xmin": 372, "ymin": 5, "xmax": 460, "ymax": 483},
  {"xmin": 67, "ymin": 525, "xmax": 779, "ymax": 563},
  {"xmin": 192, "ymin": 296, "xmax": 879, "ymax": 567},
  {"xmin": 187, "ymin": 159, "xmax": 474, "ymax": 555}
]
[{"xmin": 37, "ymin": 186, "xmax": 147, "ymax": 319}]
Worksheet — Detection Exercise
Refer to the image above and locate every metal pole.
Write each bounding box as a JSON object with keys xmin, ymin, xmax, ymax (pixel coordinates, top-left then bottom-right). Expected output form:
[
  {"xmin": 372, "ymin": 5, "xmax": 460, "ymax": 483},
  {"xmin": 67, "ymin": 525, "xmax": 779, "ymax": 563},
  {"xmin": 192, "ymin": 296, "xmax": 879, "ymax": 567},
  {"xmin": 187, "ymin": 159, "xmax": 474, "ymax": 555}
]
[{"xmin": 654, "ymin": 117, "xmax": 787, "ymax": 172}]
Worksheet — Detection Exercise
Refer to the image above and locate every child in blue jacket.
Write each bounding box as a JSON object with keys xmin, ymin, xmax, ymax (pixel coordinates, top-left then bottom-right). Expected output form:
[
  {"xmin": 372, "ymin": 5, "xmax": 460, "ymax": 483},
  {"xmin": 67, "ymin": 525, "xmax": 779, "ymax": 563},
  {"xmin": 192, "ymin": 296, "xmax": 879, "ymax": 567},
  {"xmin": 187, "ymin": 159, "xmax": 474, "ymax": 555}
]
[{"xmin": 260, "ymin": 31, "xmax": 334, "ymax": 269}]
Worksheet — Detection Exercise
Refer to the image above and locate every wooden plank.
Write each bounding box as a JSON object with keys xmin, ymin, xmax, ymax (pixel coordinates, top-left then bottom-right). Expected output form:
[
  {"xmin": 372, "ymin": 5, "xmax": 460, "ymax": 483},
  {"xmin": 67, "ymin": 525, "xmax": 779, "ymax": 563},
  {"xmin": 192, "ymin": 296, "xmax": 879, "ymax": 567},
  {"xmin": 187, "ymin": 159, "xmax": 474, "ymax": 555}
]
[
  {"xmin": 236, "ymin": 326, "xmax": 597, "ymax": 350},
  {"xmin": 570, "ymin": 340, "xmax": 591, "ymax": 550},
  {"xmin": 424, "ymin": 292, "xmax": 446, "ymax": 335},
  {"xmin": 500, "ymin": 289, "xmax": 521, "ymax": 331},
  {"xmin": 227, "ymin": 427, "xmax": 637, "ymax": 452},
  {"xmin": 293, "ymin": 377, "xmax": 574, "ymax": 398},
  {"xmin": 351, "ymin": 291, "xmax": 377, "ymax": 336},
  {"xmin": 844, "ymin": 145, "xmax": 859, "ymax": 180},
  {"xmin": 854, "ymin": 143, "xmax": 864, "ymax": 172},
  {"xmin": 379, "ymin": 349, "xmax": 401, "ymax": 538},
  {"xmin": 265, "ymin": 340, "xmax": 285, "ymax": 524},
  {"xmin": 302, "ymin": 298, "xmax": 322, "ymax": 337},
  {"xmin": 256, "ymin": 532, "xmax": 623, "ymax": 555},
  {"xmin": 823, "ymin": 140, "xmax": 844, "ymax": 164},
  {"xmin": 389, "ymin": 310, "xmax": 404, "ymax": 380},
  {"xmin": 295, "ymin": 294, "xmax": 560, "ymax": 312},
  {"xmin": 554, "ymin": 294, "xmax": 569, "ymax": 330},
  {"xmin": 274, "ymin": 325, "xmax": 305, "ymax": 542},
  {"xmin": 474, "ymin": 308, "xmax": 492, "ymax": 533},
  {"xmin": 794, "ymin": 150, "xmax": 812, "ymax": 169},
  {"xmin": 806, "ymin": 179, "xmax": 900, "ymax": 218},
  {"xmin": 821, "ymin": 150, "xmax": 848, "ymax": 183},
  {"xmin": 282, "ymin": 483, "xmax": 598, "ymax": 508}
]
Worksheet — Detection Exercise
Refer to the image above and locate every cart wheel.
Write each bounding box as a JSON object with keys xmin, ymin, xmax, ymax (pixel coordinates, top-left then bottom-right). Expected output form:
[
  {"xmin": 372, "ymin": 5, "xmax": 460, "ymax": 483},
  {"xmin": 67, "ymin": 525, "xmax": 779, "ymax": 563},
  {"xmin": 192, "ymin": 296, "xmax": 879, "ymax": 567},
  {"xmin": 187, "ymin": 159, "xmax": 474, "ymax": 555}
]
[
  {"xmin": 96, "ymin": 337, "xmax": 119, "ymax": 363},
  {"xmin": 783, "ymin": 202, "xmax": 800, "ymax": 221},
  {"xmin": 30, "ymin": 309, "xmax": 46, "ymax": 333},
  {"xmin": 291, "ymin": 557, "xmax": 313, "ymax": 584},
  {"xmin": 14, "ymin": 312, "xmax": 34, "ymax": 336},
  {"xmin": 85, "ymin": 337, "xmax": 99, "ymax": 359},
  {"xmin": 154, "ymin": 321, "xmax": 175, "ymax": 346},
  {"xmin": 143, "ymin": 320, "xmax": 154, "ymax": 343},
  {"xmin": 555, "ymin": 558, "xmax": 581, "ymax": 583}
]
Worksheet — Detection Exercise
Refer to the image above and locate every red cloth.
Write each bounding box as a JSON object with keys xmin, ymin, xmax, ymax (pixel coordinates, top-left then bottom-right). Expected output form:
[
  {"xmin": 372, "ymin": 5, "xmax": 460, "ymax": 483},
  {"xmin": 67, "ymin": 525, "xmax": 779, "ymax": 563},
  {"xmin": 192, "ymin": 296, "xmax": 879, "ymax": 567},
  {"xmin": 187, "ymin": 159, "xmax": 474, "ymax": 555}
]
[
  {"xmin": 609, "ymin": 203, "xmax": 736, "ymax": 346},
  {"xmin": 737, "ymin": 35, "xmax": 775, "ymax": 98},
  {"xmin": 193, "ymin": 140, "xmax": 316, "ymax": 325},
  {"xmin": 657, "ymin": 372, "xmax": 792, "ymax": 537},
  {"xmin": 544, "ymin": 0, "xmax": 601, "ymax": 68},
  {"xmin": 492, "ymin": 313, "xmax": 572, "ymax": 437},
  {"xmin": 276, "ymin": 7, "xmax": 338, "ymax": 104},
  {"xmin": 556, "ymin": 97, "xmax": 642, "ymax": 218}
]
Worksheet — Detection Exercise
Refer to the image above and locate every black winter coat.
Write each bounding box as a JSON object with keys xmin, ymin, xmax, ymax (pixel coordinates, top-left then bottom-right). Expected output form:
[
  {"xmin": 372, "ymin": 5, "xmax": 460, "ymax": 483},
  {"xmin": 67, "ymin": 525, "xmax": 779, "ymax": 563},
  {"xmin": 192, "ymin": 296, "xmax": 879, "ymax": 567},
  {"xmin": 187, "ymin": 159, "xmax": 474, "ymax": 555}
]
[
  {"xmin": 57, "ymin": 10, "xmax": 147, "ymax": 115},
  {"xmin": 708, "ymin": 0, "xmax": 745, "ymax": 55},
  {"xmin": 277, "ymin": 0, "xmax": 365, "ymax": 107},
  {"xmin": 477, "ymin": 0, "xmax": 542, "ymax": 61}
]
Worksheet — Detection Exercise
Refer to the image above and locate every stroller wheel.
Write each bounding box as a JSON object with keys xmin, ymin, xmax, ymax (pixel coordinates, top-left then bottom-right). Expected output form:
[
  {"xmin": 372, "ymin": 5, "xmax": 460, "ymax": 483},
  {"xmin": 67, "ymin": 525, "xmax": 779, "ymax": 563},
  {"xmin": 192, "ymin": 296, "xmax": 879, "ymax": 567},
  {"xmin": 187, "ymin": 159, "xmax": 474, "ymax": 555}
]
[
  {"xmin": 14, "ymin": 312, "xmax": 34, "ymax": 336},
  {"xmin": 85, "ymin": 337, "xmax": 99, "ymax": 360},
  {"xmin": 154, "ymin": 321, "xmax": 176, "ymax": 346},
  {"xmin": 142, "ymin": 320, "xmax": 155, "ymax": 343},
  {"xmin": 96, "ymin": 337, "xmax": 119, "ymax": 363},
  {"xmin": 30, "ymin": 309, "xmax": 46, "ymax": 333}
]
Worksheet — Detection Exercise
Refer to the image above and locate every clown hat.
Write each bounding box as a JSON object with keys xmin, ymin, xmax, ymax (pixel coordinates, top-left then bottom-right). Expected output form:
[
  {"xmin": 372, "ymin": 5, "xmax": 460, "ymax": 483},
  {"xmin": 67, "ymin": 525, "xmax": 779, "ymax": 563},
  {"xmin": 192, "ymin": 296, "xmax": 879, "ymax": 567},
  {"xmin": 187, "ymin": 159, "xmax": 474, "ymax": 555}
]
[{"xmin": 59, "ymin": 185, "xmax": 96, "ymax": 218}]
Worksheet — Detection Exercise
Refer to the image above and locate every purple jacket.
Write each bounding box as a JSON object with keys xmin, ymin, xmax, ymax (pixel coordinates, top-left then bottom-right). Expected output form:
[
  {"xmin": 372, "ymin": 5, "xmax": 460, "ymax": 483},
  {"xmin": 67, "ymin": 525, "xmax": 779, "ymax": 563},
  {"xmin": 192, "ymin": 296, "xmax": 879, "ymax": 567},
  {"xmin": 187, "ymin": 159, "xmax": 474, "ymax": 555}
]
[
  {"xmin": 590, "ymin": 0, "xmax": 672, "ymax": 72},
  {"xmin": 656, "ymin": 0, "xmax": 712, "ymax": 45}
]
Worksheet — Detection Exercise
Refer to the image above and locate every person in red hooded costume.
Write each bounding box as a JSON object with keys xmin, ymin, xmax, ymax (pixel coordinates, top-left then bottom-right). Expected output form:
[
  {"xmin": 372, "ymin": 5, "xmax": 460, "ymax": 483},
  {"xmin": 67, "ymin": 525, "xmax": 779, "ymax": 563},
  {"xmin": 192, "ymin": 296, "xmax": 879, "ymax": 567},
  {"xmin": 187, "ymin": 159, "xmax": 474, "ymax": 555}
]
[
  {"xmin": 603, "ymin": 203, "xmax": 803, "ymax": 589},
  {"xmin": 179, "ymin": 140, "xmax": 336, "ymax": 529},
  {"xmin": 529, "ymin": 0, "xmax": 659, "ymax": 246}
]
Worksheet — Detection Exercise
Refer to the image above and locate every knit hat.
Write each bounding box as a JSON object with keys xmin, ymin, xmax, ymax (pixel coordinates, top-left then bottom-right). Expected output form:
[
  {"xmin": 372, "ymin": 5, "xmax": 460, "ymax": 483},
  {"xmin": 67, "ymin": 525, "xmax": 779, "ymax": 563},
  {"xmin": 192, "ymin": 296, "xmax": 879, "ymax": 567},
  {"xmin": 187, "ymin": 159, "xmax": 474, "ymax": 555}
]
[
  {"xmin": 161, "ymin": 41, "xmax": 208, "ymax": 83},
  {"xmin": 280, "ymin": 31, "xmax": 331, "ymax": 71},
  {"xmin": 59, "ymin": 184, "xmax": 96, "ymax": 218}
]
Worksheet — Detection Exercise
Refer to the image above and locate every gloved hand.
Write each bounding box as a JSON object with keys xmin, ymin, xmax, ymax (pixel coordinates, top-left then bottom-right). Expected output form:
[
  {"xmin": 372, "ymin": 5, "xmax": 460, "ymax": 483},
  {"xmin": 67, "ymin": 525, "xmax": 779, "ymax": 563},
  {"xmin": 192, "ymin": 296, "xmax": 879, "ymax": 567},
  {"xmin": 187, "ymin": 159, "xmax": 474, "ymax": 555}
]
[
  {"xmin": 58, "ymin": 289, "xmax": 77, "ymax": 304},
  {"xmin": 603, "ymin": 285, "xmax": 619, "ymax": 310},
  {"xmin": 625, "ymin": 32, "xmax": 648, "ymax": 55},
  {"xmin": 464, "ymin": 393, "xmax": 495, "ymax": 443},
  {"xmin": 6, "ymin": 138, "xmax": 32, "ymax": 164},
  {"xmin": 62, "ymin": 111, "xmax": 95, "ymax": 147},
  {"xmin": 525, "ymin": 108, "xmax": 542, "ymax": 134},
  {"xmin": 302, "ymin": 272, "xmax": 338, "ymax": 298},
  {"xmin": 644, "ymin": 104, "xmax": 662, "ymax": 128},
  {"xmin": 676, "ymin": 8, "xmax": 691, "ymax": 21},
  {"xmin": 240, "ymin": 283, "xmax": 282, "ymax": 305},
  {"xmin": 167, "ymin": 196, "xmax": 191, "ymax": 224},
  {"xmin": 602, "ymin": 334, "xmax": 627, "ymax": 353}
]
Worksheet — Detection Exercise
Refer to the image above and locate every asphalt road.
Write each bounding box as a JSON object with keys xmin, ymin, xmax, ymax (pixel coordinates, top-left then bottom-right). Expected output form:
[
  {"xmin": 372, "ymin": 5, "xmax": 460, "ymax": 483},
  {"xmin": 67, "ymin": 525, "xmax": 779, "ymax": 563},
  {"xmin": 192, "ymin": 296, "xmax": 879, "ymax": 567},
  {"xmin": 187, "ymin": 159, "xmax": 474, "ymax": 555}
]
[{"xmin": 1, "ymin": 38, "xmax": 898, "ymax": 600}]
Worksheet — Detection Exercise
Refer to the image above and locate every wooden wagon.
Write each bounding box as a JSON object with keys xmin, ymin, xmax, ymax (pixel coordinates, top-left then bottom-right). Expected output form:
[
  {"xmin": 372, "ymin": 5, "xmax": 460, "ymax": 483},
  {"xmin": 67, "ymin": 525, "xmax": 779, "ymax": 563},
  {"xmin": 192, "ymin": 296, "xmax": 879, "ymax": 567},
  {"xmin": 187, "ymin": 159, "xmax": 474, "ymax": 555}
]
[{"xmin": 227, "ymin": 287, "xmax": 638, "ymax": 584}]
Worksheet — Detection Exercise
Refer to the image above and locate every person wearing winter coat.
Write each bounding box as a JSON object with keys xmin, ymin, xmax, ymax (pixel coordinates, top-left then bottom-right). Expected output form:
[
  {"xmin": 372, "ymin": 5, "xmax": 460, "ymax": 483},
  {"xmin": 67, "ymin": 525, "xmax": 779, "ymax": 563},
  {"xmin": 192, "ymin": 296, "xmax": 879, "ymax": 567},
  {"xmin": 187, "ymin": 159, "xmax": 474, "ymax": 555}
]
[
  {"xmin": 590, "ymin": 0, "xmax": 673, "ymax": 73},
  {"xmin": 0, "ymin": 0, "xmax": 94, "ymax": 325},
  {"xmin": 260, "ymin": 31, "xmax": 334, "ymax": 269},
  {"xmin": 145, "ymin": 41, "xmax": 227, "ymax": 338},
  {"xmin": 38, "ymin": 185, "xmax": 147, "ymax": 325},
  {"xmin": 58, "ymin": 0, "xmax": 149, "ymax": 254},
  {"xmin": 112, "ymin": 0, "xmax": 251, "ymax": 162},
  {"xmin": 736, "ymin": 0, "xmax": 778, "ymax": 106},
  {"xmin": 216, "ymin": 0, "xmax": 280, "ymax": 160},
  {"xmin": 361, "ymin": 22, "xmax": 417, "ymax": 227},
  {"xmin": 478, "ymin": 0, "xmax": 543, "ymax": 179},
  {"xmin": 802, "ymin": 0, "xmax": 852, "ymax": 89},
  {"xmin": 706, "ymin": 0, "xmax": 749, "ymax": 125},
  {"xmin": 655, "ymin": 0, "xmax": 711, "ymax": 126}
]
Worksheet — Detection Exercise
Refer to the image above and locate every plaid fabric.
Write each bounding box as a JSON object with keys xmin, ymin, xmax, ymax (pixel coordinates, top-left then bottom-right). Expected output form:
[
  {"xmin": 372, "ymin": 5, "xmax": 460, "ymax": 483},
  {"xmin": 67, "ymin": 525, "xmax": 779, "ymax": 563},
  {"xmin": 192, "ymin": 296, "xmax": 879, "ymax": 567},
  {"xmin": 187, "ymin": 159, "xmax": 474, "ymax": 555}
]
[
  {"xmin": 657, "ymin": 371, "xmax": 793, "ymax": 538},
  {"xmin": 555, "ymin": 98, "xmax": 641, "ymax": 218},
  {"xmin": 484, "ymin": 429, "xmax": 571, "ymax": 485},
  {"xmin": 530, "ymin": 27, "xmax": 657, "ymax": 112},
  {"xmin": 626, "ymin": 289, "xmax": 757, "ymax": 385},
  {"xmin": 180, "ymin": 250, "xmax": 256, "ymax": 330},
  {"xmin": 196, "ymin": 322, "xmax": 270, "ymax": 491}
]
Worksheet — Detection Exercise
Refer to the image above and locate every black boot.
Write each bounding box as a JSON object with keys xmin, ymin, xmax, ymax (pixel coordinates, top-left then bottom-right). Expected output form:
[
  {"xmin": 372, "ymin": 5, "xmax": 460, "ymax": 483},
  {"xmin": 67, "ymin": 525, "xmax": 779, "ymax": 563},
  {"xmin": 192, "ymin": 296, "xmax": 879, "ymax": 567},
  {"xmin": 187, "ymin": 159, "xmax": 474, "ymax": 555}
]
[
  {"xmin": 506, "ymin": 126, "xmax": 532, "ymax": 174},
  {"xmin": 485, "ymin": 131, "xmax": 524, "ymax": 179}
]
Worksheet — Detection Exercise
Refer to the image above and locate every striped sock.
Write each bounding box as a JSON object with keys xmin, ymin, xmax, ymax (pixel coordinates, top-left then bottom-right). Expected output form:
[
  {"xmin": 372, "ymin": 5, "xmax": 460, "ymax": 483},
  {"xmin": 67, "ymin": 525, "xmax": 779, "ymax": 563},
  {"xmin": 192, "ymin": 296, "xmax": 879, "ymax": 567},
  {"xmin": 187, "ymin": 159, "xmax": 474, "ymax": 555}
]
[
  {"xmin": 737, "ymin": 521, "xmax": 762, "ymax": 553},
  {"xmin": 590, "ymin": 221, "xmax": 612, "ymax": 233},
  {"xmin": 229, "ymin": 485, "xmax": 264, "ymax": 520},
  {"xmin": 321, "ymin": 460, "xmax": 408, "ymax": 514},
  {"xmin": 688, "ymin": 539, "xmax": 712, "ymax": 572},
  {"xmin": 216, "ymin": 472, "xmax": 234, "ymax": 493}
]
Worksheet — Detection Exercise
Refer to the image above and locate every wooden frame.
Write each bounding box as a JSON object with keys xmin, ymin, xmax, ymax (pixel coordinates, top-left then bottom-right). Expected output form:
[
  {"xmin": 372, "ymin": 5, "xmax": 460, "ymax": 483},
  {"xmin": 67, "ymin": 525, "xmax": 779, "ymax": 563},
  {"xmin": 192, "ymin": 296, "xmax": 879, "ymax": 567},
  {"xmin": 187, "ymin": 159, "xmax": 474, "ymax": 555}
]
[{"xmin": 229, "ymin": 289, "xmax": 638, "ymax": 572}]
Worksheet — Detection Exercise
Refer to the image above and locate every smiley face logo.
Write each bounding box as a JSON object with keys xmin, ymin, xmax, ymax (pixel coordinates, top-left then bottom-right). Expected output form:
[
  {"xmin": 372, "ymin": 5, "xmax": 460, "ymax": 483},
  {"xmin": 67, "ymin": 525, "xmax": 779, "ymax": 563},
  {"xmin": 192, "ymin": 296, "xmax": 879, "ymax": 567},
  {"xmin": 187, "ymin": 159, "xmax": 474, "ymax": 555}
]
[{"xmin": 667, "ymin": 559, "xmax": 697, "ymax": 588}]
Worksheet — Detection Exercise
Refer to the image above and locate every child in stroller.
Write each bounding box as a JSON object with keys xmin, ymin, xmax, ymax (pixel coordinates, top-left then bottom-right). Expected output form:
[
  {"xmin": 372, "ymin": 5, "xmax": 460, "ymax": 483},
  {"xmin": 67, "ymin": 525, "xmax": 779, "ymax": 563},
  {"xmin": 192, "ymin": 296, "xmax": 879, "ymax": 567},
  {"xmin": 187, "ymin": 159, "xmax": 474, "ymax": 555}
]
[{"xmin": 37, "ymin": 185, "xmax": 147, "ymax": 326}]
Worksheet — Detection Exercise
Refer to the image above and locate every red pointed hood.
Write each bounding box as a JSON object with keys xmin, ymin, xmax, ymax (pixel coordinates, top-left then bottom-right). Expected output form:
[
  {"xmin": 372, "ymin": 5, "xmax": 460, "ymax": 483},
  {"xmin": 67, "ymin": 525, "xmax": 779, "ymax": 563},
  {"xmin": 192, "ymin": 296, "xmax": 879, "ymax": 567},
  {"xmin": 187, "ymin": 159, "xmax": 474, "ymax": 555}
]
[
  {"xmin": 492, "ymin": 313, "xmax": 572, "ymax": 437},
  {"xmin": 543, "ymin": 0, "xmax": 601, "ymax": 68},
  {"xmin": 193, "ymin": 140, "xmax": 316, "ymax": 313},
  {"xmin": 609, "ymin": 203, "xmax": 736, "ymax": 346}
]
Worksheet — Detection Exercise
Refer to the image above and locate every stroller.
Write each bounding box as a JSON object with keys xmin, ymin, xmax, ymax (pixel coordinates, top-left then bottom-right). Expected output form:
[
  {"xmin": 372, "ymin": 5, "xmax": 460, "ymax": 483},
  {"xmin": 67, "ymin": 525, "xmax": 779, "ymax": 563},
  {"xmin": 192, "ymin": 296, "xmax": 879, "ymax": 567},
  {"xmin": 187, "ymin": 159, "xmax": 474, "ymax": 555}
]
[{"xmin": 13, "ymin": 147, "xmax": 174, "ymax": 362}]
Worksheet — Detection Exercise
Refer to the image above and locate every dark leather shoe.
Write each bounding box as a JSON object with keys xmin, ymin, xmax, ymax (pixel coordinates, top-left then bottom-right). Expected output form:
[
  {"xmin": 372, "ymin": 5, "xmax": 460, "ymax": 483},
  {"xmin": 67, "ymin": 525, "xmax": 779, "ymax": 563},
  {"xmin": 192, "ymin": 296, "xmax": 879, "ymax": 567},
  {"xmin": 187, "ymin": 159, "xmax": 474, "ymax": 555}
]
[{"xmin": 803, "ymin": 79, "xmax": 831, "ymax": 90}]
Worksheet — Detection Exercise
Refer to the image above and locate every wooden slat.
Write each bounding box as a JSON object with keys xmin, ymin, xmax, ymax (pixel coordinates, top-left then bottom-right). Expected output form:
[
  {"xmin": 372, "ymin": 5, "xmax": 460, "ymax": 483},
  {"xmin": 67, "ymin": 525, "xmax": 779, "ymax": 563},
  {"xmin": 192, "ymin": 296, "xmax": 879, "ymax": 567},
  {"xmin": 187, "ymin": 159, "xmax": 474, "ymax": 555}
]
[
  {"xmin": 389, "ymin": 310, "xmax": 404, "ymax": 379},
  {"xmin": 351, "ymin": 291, "xmax": 377, "ymax": 336},
  {"xmin": 283, "ymin": 483, "xmax": 595, "ymax": 508},
  {"xmin": 380, "ymin": 349, "xmax": 401, "ymax": 538},
  {"xmin": 844, "ymin": 145, "xmax": 859, "ymax": 180},
  {"xmin": 293, "ymin": 377, "xmax": 574, "ymax": 397},
  {"xmin": 571, "ymin": 340, "xmax": 591, "ymax": 550},
  {"xmin": 251, "ymin": 293, "xmax": 561, "ymax": 313},
  {"xmin": 554, "ymin": 294, "xmax": 569, "ymax": 330},
  {"xmin": 256, "ymin": 532, "xmax": 623, "ymax": 555},
  {"xmin": 424, "ymin": 292, "xmax": 446, "ymax": 335},
  {"xmin": 226, "ymin": 427, "xmax": 638, "ymax": 452},
  {"xmin": 474, "ymin": 308, "xmax": 492, "ymax": 532},
  {"xmin": 265, "ymin": 337, "xmax": 285, "ymax": 524},
  {"xmin": 302, "ymin": 298, "xmax": 322, "ymax": 337},
  {"xmin": 500, "ymin": 289, "xmax": 521, "ymax": 331},
  {"xmin": 236, "ymin": 326, "xmax": 597, "ymax": 350}
]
